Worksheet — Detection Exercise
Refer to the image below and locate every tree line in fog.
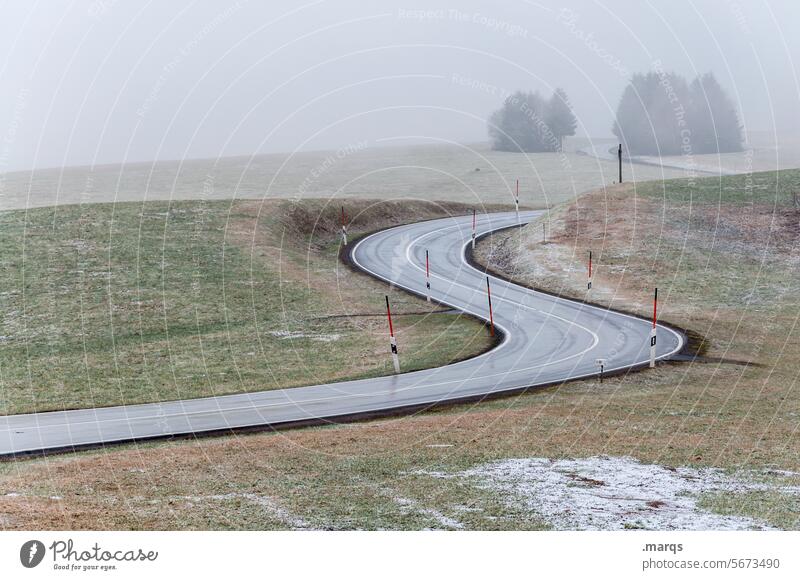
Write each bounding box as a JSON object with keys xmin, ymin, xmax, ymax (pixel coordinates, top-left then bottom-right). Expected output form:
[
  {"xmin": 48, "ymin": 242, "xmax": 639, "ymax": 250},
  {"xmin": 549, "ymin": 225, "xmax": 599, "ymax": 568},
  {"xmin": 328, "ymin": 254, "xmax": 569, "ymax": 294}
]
[{"xmin": 489, "ymin": 71, "xmax": 741, "ymax": 156}]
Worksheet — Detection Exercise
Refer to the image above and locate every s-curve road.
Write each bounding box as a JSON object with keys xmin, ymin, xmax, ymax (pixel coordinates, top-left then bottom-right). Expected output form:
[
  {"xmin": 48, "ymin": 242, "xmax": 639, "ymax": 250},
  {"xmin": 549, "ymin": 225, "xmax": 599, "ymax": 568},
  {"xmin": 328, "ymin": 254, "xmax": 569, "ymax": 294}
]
[{"xmin": 0, "ymin": 211, "xmax": 684, "ymax": 457}]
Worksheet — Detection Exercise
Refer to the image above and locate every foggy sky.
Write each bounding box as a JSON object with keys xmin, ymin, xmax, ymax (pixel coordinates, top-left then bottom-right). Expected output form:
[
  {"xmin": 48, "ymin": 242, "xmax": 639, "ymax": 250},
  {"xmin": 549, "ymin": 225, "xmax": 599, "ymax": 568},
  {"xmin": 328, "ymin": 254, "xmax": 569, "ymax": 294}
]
[{"xmin": 1, "ymin": 0, "xmax": 798, "ymax": 172}]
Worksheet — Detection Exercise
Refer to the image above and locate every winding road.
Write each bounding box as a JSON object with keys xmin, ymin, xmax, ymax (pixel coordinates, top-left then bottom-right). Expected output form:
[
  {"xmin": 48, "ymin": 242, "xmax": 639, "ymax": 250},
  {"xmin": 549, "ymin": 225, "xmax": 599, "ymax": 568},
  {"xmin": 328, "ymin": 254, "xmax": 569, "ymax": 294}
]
[{"xmin": 0, "ymin": 210, "xmax": 684, "ymax": 457}]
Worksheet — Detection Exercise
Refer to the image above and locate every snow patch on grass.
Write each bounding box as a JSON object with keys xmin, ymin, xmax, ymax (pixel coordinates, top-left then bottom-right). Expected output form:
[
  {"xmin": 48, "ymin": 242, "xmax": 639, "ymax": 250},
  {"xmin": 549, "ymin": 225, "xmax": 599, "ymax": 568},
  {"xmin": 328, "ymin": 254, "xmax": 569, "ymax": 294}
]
[
  {"xmin": 418, "ymin": 456, "xmax": 800, "ymax": 530},
  {"xmin": 268, "ymin": 330, "xmax": 341, "ymax": 342},
  {"xmin": 392, "ymin": 495, "xmax": 464, "ymax": 530},
  {"xmin": 177, "ymin": 493, "xmax": 312, "ymax": 530}
]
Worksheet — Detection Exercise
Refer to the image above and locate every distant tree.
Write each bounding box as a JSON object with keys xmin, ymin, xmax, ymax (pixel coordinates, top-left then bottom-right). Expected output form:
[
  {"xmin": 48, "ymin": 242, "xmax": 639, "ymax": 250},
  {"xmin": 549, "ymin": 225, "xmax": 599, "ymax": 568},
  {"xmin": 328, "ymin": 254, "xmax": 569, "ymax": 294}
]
[
  {"xmin": 613, "ymin": 71, "xmax": 742, "ymax": 156},
  {"xmin": 488, "ymin": 89, "xmax": 577, "ymax": 153},
  {"xmin": 612, "ymin": 76, "xmax": 652, "ymax": 154},
  {"xmin": 488, "ymin": 106, "xmax": 515, "ymax": 152},
  {"xmin": 545, "ymin": 88, "xmax": 578, "ymax": 151},
  {"xmin": 612, "ymin": 72, "xmax": 689, "ymax": 156},
  {"xmin": 489, "ymin": 93, "xmax": 530, "ymax": 152},
  {"xmin": 688, "ymin": 73, "xmax": 743, "ymax": 154},
  {"xmin": 652, "ymin": 72, "xmax": 691, "ymax": 155}
]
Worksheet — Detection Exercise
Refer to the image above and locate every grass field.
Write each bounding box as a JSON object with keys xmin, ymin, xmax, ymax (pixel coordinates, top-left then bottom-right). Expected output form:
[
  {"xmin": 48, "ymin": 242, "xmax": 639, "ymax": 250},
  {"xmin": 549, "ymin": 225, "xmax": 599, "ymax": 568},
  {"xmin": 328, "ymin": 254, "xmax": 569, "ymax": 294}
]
[
  {"xmin": 471, "ymin": 168, "xmax": 800, "ymax": 523},
  {"xmin": 0, "ymin": 142, "xmax": 687, "ymax": 212},
  {"xmin": 0, "ymin": 198, "xmax": 496, "ymax": 415},
  {"xmin": 2, "ymin": 169, "xmax": 799, "ymax": 530},
  {"xmin": 652, "ymin": 133, "xmax": 800, "ymax": 174}
]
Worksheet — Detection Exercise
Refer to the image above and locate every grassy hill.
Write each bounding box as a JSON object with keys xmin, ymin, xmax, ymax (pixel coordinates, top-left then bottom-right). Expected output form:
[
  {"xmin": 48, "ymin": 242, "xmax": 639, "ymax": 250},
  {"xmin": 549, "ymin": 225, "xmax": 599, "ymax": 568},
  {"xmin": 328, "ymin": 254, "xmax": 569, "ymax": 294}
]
[
  {"xmin": 470, "ymin": 168, "xmax": 800, "ymax": 526},
  {"xmin": 0, "ymin": 198, "xmax": 496, "ymax": 414},
  {"xmin": 0, "ymin": 142, "xmax": 687, "ymax": 212},
  {"xmin": 3, "ymin": 169, "xmax": 798, "ymax": 530}
]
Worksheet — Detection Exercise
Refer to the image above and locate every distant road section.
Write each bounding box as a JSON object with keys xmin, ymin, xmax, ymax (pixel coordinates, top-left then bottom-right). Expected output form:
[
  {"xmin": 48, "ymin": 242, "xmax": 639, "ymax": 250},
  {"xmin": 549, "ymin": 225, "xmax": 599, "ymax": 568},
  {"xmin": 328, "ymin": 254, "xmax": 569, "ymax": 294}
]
[
  {"xmin": 0, "ymin": 211, "xmax": 683, "ymax": 457},
  {"xmin": 577, "ymin": 144, "xmax": 741, "ymax": 176}
]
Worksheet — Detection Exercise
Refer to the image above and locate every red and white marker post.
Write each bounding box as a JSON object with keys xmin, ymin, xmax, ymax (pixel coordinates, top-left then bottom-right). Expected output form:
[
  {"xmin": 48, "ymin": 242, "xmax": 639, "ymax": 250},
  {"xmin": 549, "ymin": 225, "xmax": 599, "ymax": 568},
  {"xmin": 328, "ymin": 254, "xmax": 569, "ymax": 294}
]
[
  {"xmin": 385, "ymin": 295, "xmax": 400, "ymax": 373},
  {"xmin": 341, "ymin": 206, "xmax": 348, "ymax": 246},
  {"xmin": 486, "ymin": 276, "xmax": 495, "ymax": 337},
  {"xmin": 588, "ymin": 250, "xmax": 593, "ymax": 290},
  {"xmin": 471, "ymin": 208, "xmax": 477, "ymax": 250},
  {"xmin": 649, "ymin": 287, "xmax": 658, "ymax": 368},
  {"xmin": 515, "ymin": 179, "xmax": 520, "ymax": 220},
  {"xmin": 425, "ymin": 249, "xmax": 431, "ymax": 302}
]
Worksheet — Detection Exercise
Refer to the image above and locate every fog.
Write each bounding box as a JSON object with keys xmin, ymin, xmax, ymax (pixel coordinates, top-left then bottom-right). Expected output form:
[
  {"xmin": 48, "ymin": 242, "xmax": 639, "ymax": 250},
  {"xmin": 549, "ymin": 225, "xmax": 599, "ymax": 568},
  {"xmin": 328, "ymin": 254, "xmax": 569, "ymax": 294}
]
[{"xmin": 1, "ymin": 0, "xmax": 798, "ymax": 172}]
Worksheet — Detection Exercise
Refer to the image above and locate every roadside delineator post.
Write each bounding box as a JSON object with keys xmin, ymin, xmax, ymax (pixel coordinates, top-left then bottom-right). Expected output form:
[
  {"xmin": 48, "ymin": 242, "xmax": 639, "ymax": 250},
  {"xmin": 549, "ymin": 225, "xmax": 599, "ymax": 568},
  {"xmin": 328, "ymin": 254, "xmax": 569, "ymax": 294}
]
[
  {"xmin": 542, "ymin": 222, "xmax": 547, "ymax": 244},
  {"xmin": 596, "ymin": 358, "xmax": 605, "ymax": 383},
  {"xmin": 588, "ymin": 250, "xmax": 593, "ymax": 290},
  {"xmin": 471, "ymin": 208, "xmax": 477, "ymax": 250},
  {"xmin": 341, "ymin": 206, "xmax": 348, "ymax": 246},
  {"xmin": 650, "ymin": 287, "xmax": 658, "ymax": 368},
  {"xmin": 425, "ymin": 249, "xmax": 431, "ymax": 302},
  {"xmin": 515, "ymin": 179, "xmax": 520, "ymax": 220},
  {"xmin": 618, "ymin": 144, "xmax": 623, "ymax": 184},
  {"xmin": 486, "ymin": 276, "xmax": 495, "ymax": 337},
  {"xmin": 385, "ymin": 295, "xmax": 400, "ymax": 373}
]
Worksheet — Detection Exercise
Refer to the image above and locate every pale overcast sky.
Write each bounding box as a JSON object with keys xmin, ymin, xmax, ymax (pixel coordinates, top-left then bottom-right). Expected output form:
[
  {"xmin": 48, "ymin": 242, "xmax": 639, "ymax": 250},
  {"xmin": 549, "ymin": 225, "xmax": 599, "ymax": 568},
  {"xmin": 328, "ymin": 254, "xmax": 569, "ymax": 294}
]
[{"xmin": 1, "ymin": 0, "xmax": 798, "ymax": 171}]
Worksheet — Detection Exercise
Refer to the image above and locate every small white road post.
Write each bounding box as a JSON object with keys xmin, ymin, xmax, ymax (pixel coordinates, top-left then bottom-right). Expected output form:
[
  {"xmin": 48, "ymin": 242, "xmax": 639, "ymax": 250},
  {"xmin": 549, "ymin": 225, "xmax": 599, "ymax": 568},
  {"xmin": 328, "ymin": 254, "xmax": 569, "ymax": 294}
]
[
  {"xmin": 596, "ymin": 358, "xmax": 605, "ymax": 383},
  {"xmin": 385, "ymin": 295, "xmax": 400, "ymax": 374},
  {"xmin": 515, "ymin": 179, "xmax": 520, "ymax": 221},
  {"xmin": 650, "ymin": 287, "xmax": 658, "ymax": 368},
  {"xmin": 341, "ymin": 206, "xmax": 348, "ymax": 246},
  {"xmin": 425, "ymin": 249, "xmax": 431, "ymax": 302},
  {"xmin": 471, "ymin": 208, "xmax": 476, "ymax": 250},
  {"xmin": 588, "ymin": 250, "xmax": 593, "ymax": 290}
]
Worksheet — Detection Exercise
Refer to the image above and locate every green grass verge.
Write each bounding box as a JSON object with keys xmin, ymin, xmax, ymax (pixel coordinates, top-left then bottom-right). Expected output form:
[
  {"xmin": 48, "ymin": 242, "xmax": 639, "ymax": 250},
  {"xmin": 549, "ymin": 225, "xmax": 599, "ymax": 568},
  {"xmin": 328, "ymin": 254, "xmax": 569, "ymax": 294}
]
[
  {"xmin": 3, "ymin": 171, "xmax": 799, "ymax": 531},
  {"xmin": 0, "ymin": 199, "xmax": 494, "ymax": 415},
  {"xmin": 636, "ymin": 168, "xmax": 800, "ymax": 206}
]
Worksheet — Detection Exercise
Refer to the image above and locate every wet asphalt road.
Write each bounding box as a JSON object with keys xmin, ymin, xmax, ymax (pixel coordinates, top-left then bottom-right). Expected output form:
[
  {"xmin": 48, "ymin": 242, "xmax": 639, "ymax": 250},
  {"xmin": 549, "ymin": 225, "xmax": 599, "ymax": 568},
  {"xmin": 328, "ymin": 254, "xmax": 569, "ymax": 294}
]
[{"xmin": 0, "ymin": 210, "xmax": 683, "ymax": 457}]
